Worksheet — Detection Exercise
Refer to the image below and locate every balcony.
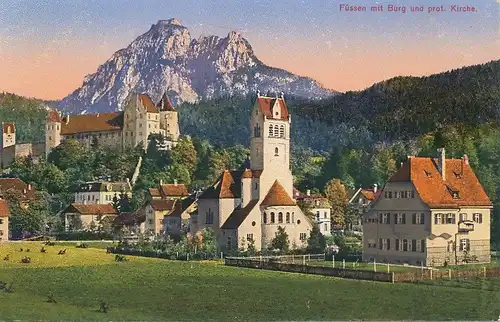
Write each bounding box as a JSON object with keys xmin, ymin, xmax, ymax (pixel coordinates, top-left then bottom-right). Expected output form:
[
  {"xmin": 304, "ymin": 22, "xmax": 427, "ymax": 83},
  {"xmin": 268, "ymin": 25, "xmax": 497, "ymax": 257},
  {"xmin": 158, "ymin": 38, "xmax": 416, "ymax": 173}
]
[{"xmin": 458, "ymin": 220, "xmax": 474, "ymax": 232}]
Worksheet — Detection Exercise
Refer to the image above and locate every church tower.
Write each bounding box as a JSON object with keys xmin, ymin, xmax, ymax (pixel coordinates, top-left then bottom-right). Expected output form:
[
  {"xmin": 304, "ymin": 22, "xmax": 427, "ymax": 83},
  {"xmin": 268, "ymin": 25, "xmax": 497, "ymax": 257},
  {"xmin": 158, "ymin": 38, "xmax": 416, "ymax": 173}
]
[
  {"xmin": 157, "ymin": 92, "xmax": 180, "ymax": 149},
  {"xmin": 249, "ymin": 91, "xmax": 293, "ymax": 199},
  {"xmin": 1, "ymin": 122, "xmax": 16, "ymax": 149}
]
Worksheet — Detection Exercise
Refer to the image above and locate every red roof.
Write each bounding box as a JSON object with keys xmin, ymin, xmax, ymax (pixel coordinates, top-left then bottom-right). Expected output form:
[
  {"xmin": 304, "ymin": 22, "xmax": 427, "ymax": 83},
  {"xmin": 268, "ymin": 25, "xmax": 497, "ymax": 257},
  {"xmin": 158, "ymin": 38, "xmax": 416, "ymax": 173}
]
[
  {"xmin": 256, "ymin": 97, "xmax": 289, "ymax": 121},
  {"xmin": 2, "ymin": 122, "xmax": 15, "ymax": 134},
  {"xmin": 388, "ymin": 156, "xmax": 492, "ymax": 208},
  {"xmin": 0, "ymin": 178, "xmax": 36, "ymax": 200},
  {"xmin": 0, "ymin": 200, "xmax": 9, "ymax": 217},
  {"xmin": 138, "ymin": 94, "xmax": 159, "ymax": 113},
  {"xmin": 360, "ymin": 190, "xmax": 375, "ymax": 201},
  {"xmin": 149, "ymin": 199, "xmax": 176, "ymax": 211},
  {"xmin": 261, "ymin": 180, "xmax": 295, "ymax": 207},
  {"xmin": 60, "ymin": 112, "xmax": 123, "ymax": 135},
  {"xmin": 156, "ymin": 93, "xmax": 175, "ymax": 111},
  {"xmin": 160, "ymin": 184, "xmax": 189, "ymax": 198},
  {"xmin": 47, "ymin": 109, "xmax": 61, "ymax": 123},
  {"xmin": 64, "ymin": 203, "xmax": 118, "ymax": 215}
]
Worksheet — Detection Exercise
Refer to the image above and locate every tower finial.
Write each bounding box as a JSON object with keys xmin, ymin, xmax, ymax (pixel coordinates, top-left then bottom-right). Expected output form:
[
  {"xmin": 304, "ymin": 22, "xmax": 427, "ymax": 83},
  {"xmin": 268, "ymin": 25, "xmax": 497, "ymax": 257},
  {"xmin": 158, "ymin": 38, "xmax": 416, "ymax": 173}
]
[
  {"xmin": 257, "ymin": 90, "xmax": 261, "ymax": 97},
  {"xmin": 280, "ymin": 92, "xmax": 284, "ymax": 99}
]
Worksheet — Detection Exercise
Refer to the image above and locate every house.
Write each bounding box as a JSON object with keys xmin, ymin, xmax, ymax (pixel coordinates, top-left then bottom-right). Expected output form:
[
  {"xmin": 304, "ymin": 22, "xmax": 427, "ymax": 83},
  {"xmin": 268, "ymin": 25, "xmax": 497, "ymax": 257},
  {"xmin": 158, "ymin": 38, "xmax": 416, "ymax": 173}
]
[
  {"xmin": 348, "ymin": 184, "xmax": 381, "ymax": 231},
  {"xmin": 0, "ymin": 178, "xmax": 36, "ymax": 206},
  {"xmin": 296, "ymin": 189, "xmax": 332, "ymax": 236},
  {"xmin": 62, "ymin": 203, "xmax": 118, "ymax": 231},
  {"xmin": 194, "ymin": 92, "xmax": 313, "ymax": 251},
  {"xmin": 0, "ymin": 122, "xmax": 45, "ymax": 169},
  {"xmin": 147, "ymin": 180, "xmax": 189, "ymax": 200},
  {"xmin": 45, "ymin": 92, "xmax": 180, "ymax": 154},
  {"xmin": 143, "ymin": 199, "xmax": 177, "ymax": 235},
  {"xmin": 0, "ymin": 199, "xmax": 9, "ymax": 241},
  {"xmin": 73, "ymin": 180, "xmax": 132, "ymax": 205},
  {"xmin": 362, "ymin": 148, "xmax": 492, "ymax": 266},
  {"xmin": 165, "ymin": 193, "xmax": 198, "ymax": 234}
]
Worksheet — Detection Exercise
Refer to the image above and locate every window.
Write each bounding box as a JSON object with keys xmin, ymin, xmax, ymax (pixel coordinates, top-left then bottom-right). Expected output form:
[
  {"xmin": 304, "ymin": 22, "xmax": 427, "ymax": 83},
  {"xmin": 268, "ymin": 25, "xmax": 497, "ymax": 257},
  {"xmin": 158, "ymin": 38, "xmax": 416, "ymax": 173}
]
[
  {"xmin": 324, "ymin": 223, "xmax": 328, "ymax": 231},
  {"xmin": 270, "ymin": 212, "xmax": 275, "ymax": 224},
  {"xmin": 324, "ymin": 212, "xmax": 327, "ymax": 219},
  {"xmin": 292, "ymin": 212, "xmax": 295, "ymax": 223},
  {"xmin": 368, "ymin": 239, "xmax": 376, "ymax": 248},
  {"xmin": 403, "ymin": 239, "xmax": 408, "ymax": 251},
  {"xmin": 278, "ymin": 212, "xmax": 283, "ymax": 223},
  {"xmin": 411, "ymin": 240, "xmax": 417, "ymax": 252},
  {"xmin": 410, "ymin": 191, "xmax": 415, "ymax": 198},
  {"xmin": 274, "ymin": 147, "xmax": 279, "ymax": 156},
  {"xmin": 380, "ymin": 238, "xmax": 390, "ymax": 251},
  {"xmin": 0, "ymin": 230, "xmax": 3, "ymax": 236},
  {"xmin": 286, "ymin": 212, "xmax": 290, "ymax": 223},
  {"xmin": 473, "ymin": 213, "xmax": 483, "ymax": 223},
  {"xmin": 446, "ymin": 213, "xmax": 456, "ymax": 224},
  {"xmin": 160, "ymin": 219, "xmax": 164, "ymax": 224},
  {"xmin": 255, "ymin": 182, "xmax": 258, "ymax": 190},
  {"xmin": 247, "ymin": 233, "xmax": 254, "ymax": 241},
  {"xmin": 300, "ymin": 233, "xmax": 307, "ymax": 241},
  {"xmin": 252, "ymin": 221, "xmax": 256, "ymax": 226},
  {"xmin": 269, "ymin": 124, "xmax": 273, "ymax": 136},
  {"xmin": 263, "ymin": 213, "xmax": 267, "ymax": 224},
  {"xmin": 395, "ymin": 239, "xmax": 400, "ymax": 251},
  {"xmin": 452, "ymin": 191, "xmax": 459, "ymax": 199},
  {"xmin": 459, "ymin": 213, "xmax": 468, "ymax": 222},
  {"xmin": 254, "ymin": 124, "xmax": 261, "ymax": 137},
  {"xmin": 0, "ymin": 219, "xmax": 3, "ymax": 224},
  {"xmin": 434, "ymin": 213, "xmax": 443, "ymax": 225},
  {"xmin": 297, "ymin": 219, "xmax": 301, "ymax": 225},
  {"xmin": 148, "ymin": 219, "xmax": 153, "ymax": 225},
  {"xmin": 383, "ymin": 213, "xmax": 390, "ymax": 224},
  {"xmin": 460, "ymin": 238, "xmax": 470, "ymax": 251},
  {"xmin": 206, "ymin": 209, "xmax": 214, "ymax": 224},
  {"xmin": 274, "ymin": 125, "xmax": 279, "ymax": 136},
  {"xmin": 396, "ymin": 213, "xmax": 406, "ymax": 224},
  {"xmin": 279, "ymin": 125, "xmax": 285, "ymax": 137},
  {"xmin": 139, "ymin": 123, "xmax": 142, "ymax": 128}
]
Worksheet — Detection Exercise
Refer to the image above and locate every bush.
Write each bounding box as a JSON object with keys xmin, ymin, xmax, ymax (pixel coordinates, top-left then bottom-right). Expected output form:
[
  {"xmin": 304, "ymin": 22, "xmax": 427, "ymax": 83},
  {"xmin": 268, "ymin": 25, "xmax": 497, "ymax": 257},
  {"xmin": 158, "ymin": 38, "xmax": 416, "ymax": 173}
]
[
  {"xmin": 76, "ymin": 243, "xmax": 89, "ymax": 249},
  {"xmin": 21, "ymin": 256, "xmax": 31, "ymax": 264},
  {"xmin": 45, "ymin": 241, "xmax": 56, "ymax": 246},
  {"xmin": 40, "ymin": 247, "xmax": 47, "ymax": 253}
]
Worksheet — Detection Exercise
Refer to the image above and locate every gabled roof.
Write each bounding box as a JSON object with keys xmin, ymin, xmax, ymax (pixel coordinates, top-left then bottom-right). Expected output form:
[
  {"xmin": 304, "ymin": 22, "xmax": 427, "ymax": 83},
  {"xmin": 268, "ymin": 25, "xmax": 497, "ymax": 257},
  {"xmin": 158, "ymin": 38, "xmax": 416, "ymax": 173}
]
[
  {"xmin": 2, "ymin": 122, "xmax": 14, "ymax": 134},
  {"xmin": 138, "ymin": 94, "xmax": 159, "ymax": 113},
  {"xmin": 387, "ymin": 156, "xmax": 492, "ymax": 208},
  {"xmin": 261, "ymin": 180, "xmax": 295, "ymax": 207},
  {"xmin": 64, "ymin": 203, "xmax": 118, "ymax": 215},
  {"xmin": 360, "ymin": 189, "xmax": 375, "ymax": 201},
  {"xmin": 0, "ymin": 178, "xmax": 36, "ymax": 200},
  {"xmin": 47, "ymin": 109, "xmax": 61, "ymax": 123},
  {"xmin": 169, "ymin": 194, "xmax": 197, "ymax": 218},
  {"xmin": 160, "ymin": 184, "xmax": 189, "ymax": 198},
  {"xmin": 60, "ymin": 112, "xmax": 123, "ymax": 135},
  {"xmin": 113, "ymin": 211, "xmax": 145, "ymax": 226},
  {"xmin": 149, "ymin": 199, "xmax": 176, "ymax": 211},
  {"xmin": 156, "ymin": 93, "xmax": 176, "ymax": 111},
  {"xmin": 148, "ymin": 188, "xmax": 161, "ymax": 198},
  {"xmin": 0, "ymin": 200, "xmax": 9, "ymax": 217},
  {"xmin": 200, "ymin": 170, "xmax": 243, "ymax": 199},
  {"xmin": 221, "ymin": 199, "xmax": 259, "ymax": 229},
  {"xmin": 256, "ymin": 96, "xmax": 289, "ymax": 121}
]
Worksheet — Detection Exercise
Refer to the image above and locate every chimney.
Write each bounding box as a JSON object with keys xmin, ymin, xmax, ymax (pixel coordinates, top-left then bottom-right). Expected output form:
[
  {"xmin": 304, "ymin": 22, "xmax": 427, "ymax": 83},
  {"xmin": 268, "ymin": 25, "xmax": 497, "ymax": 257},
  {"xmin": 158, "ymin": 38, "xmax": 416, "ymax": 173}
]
[
  {"xmin": 464, "ymin": 154, "xmax": 469, "ymax": 165},
  {"xmin": 438, "ymin": 147, "xmax": 446, "ymax": 180},
  {"xmin": 174, "ymin": 179, "xmax": 178, "ymax": 185},
  {"xmin": 65, "ymin": 115, "xmax": 69, "ymax": 124},
  {"xmin": 27, "ymin": 184, "xmax": 32, "ymax": 191},
  {"xmin": 373, "ymin": 184, "xmax": 378, "ymax": 193},
  {"xmin": 97, "ymin": 113, "xmax": 100, "ymax": 117},
  {"xmin": 280, "ymin": 92, "xmax": 284, "ymax": 99},
  {"xmin": 306, "ymin": 189, "xmax": 311, "ymax": 196},
  {"xmin": 257, "ymin": 90, "xmax": 261, "ymax": 97}
]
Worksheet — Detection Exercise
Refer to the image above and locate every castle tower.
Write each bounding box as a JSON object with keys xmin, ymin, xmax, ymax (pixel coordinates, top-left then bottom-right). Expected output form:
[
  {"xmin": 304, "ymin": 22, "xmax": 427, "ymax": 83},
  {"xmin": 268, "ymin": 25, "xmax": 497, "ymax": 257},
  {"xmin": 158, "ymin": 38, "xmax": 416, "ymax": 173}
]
[
  {"xmin": 1, "ymin": 122, "xmax": 16, "ymax": 149},
  {"xmin": 157, "ymin": 92, "xmax": 180, "ymax": 146},
  {"xmin": 250, "ymin": 91, "xmax": 293, "ymax": 199},
  {"xmin": 45, "ymin": 109, "xmax": 62, "ymax": 155}
]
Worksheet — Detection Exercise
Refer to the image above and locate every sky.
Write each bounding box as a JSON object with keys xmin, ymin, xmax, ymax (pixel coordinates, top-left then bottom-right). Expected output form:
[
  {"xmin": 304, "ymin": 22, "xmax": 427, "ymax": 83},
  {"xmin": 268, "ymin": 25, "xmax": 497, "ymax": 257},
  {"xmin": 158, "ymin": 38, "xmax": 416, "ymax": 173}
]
[{"xmin": 0, "ymin": 0, "xmax": 498, "ymax": 100}]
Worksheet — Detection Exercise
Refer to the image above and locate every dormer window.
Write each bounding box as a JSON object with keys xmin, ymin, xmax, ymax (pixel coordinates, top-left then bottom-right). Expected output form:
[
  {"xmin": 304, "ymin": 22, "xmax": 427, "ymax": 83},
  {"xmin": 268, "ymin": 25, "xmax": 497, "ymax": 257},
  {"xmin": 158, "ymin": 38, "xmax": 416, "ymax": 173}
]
[
  {"xmin": 454, "ymin": 171, "xmax": 462, "ymax": 179},
  {"xmin": 452, "ymin": 192, "xmax": 459, "ymax": 199},
  {"xmin": 424, "ymin": 170, "xmax": 432, "ymax": 178}
]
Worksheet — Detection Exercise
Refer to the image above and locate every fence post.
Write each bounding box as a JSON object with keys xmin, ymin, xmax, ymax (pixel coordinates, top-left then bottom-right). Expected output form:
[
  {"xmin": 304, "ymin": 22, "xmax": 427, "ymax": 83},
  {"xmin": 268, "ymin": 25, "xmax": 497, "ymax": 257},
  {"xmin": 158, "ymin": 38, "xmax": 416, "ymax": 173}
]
[
  {"xmin": 187, "ymin": 253, "xmax": 189, "ymax": 261},
  {"xmin": 373, "ymin": 259, "xmax": 377, "ymax": 272},
  {"xmin": 342, "ymin": 259, "xmax": 345, "ymax": 269},
  {"xmin": 483, "ymin": 266, "xmax": 486, "ymax": 277},
  {"xmin": 308, "ymin": 254, "xmax": 311, "ymax": 262},
  {"xmin": 391, "ymin": 272, "xmax": 395, "ymax": 284},
  {"xmin": 220, "ymin": 252, "xmax": 223, "ymax": 260},
  {"xmin": 387, "ymin": 263, "xmax": 390, "ymax": 273},
  {"xmin": 430, "ymin": 269, "xmax": 433, "ymax": 280},
  {"xmin": 303, "ymin": 255, "xmax": 306, "ymax": 266},
  {"xmin": 332, "ymin": 255, "xmax": 335, "ymax": 268},
  {"xmin": 448, "ymin": 269, "xmax": 451, "ymax": 280}
]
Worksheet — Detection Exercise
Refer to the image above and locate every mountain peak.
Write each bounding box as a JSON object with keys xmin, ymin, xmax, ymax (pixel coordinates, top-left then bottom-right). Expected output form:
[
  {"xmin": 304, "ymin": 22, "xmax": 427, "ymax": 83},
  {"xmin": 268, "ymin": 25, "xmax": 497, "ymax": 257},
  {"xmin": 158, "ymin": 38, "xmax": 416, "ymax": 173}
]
[{"xmin": 156, "ymin": 18, "xmax": 183, "ymax": 27}]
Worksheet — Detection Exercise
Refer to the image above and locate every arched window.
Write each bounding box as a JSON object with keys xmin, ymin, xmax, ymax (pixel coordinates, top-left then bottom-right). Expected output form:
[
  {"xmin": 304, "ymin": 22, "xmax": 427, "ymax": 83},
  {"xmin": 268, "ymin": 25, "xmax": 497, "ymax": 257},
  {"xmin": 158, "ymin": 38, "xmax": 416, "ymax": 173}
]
[
  {"xmin": 274, "ymin": 125, "xmax": 279, "ymax": 137},
  {"xmin": 286, "ymin": 212, "xmax": 290, "ymax": 223},
  {"xmin": 254, "ymin": 124, "xmax": 261, "ymax": 137},
  {"xmin": 292, "ymin": 212, "xmax": 295, "ymax": 223},
  {"xmin": 269, "ymin": 124, "xmax": 274, "ymax": 137},
  {"xmin": 280, "ymin": 125, "xmax": 285, "ymax": 137},
  {"xmin": 275, "ymin": 147, "xmax": 279, "ymax": 156},
  {"xmin": 270, "ymin": 212, "xmax": 275, "ymax": 224},
  {"xmin": 278, "ymin": 212, "xmax": 283, "ymax": 223},
  {"xmin": 263, "ymin": 212, "xmax": 267, "ymax": 224}
]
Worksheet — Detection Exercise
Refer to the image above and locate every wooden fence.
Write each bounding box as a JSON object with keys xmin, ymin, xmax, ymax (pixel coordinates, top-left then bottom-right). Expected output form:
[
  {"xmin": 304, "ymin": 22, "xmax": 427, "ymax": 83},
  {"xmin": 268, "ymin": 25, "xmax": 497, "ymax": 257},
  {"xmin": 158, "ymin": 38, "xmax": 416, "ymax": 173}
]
[
  {"xmin": 224, "ymin": 257, "xmax": 394, "ymax": 282},
  {"xmin": 393, "ymin": 266, "xmax": 500, "ymax": 282}
]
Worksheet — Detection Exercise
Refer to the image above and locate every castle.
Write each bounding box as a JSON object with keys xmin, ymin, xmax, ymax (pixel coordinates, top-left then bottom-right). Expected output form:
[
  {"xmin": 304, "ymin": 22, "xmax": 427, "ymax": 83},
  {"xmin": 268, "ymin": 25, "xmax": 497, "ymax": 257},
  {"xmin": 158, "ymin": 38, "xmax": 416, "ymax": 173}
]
[
  {"xmin": 193, "ymin": 92, "xmax": 315, "ymax": 251},
  {"xmin": 1, "ymin": 93, "xmax": 179, "ymax": 168},
  {"xmin": 45, "ymin": 93, "xmax": 180, "ymax": 153}
]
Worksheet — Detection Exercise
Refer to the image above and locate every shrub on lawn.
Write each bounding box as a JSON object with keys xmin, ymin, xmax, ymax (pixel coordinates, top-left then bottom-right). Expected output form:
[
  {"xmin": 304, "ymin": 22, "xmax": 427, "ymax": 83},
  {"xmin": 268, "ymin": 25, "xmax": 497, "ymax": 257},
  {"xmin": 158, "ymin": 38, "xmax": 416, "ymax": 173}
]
[
  {"xmin": 57, "ymin": 249, "xmax": 67, "ymax": 255},
  {"xmin": 3, "ymin": 254, "xmax": 9, "ymax": 261},
  {"xmin": 115, "ymin": 254, "xmax": 128, "ymax": 262},
  {"xmin": 21, "ymin": 256, "xmax": 31, "ymax": 264},
  {"xmin": 40, "ymin": 247, "xmax": 47, "ymax": 253},
  {"xmin": 47, "ymin": 294, "xmax": 57, "ymax": 303},
  {"xmin": 45, "ymin": 241, "xmax": 56, "ymax": 246},
  {"xmin": 76, "ymin": 243, "xmax": 89, "ymax": 249},
  {"xmin": 99, "ymin": 301, "xmax": 109, "ymax": 313}
]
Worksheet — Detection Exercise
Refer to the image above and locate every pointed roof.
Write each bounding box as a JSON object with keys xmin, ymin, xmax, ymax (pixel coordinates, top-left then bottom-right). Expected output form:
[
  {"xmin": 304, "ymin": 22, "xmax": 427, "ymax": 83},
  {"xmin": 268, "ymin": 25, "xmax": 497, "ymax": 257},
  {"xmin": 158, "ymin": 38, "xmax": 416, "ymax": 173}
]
[
  {"xmin": 199, "ymin": 170, "xmax": 243, "ymax": 199},
  {"xmin": 47, "ymin": 109, "xmax": 61, "ymax": 123},
  {"xmin": 138, "ymin": 94, "xmax": 159, "ymax": 113},
  {"xmin": 387, "ymin": 156, "xmax": 491, "ymax": 208},
  {"xmin": 261, "ymin": 180, "xmax": 295, "ymax": 207},
  {"xmin": 256, "ymin": 96, "xmax": 289, "ymax": 121},
  {"xmin": 63, "ymin": 203, "xmax": 118, "ymax": 215},
  {"xmin": 221, "ymin": 199, "xmax": 259, "ymax": 229},
  {"xmin": 156, "ymin": 93, "xmax": 176, "ymax": 111},
  {"xmin": 2, "ymin": 122, "xmax": 15, "ymax": 134}
]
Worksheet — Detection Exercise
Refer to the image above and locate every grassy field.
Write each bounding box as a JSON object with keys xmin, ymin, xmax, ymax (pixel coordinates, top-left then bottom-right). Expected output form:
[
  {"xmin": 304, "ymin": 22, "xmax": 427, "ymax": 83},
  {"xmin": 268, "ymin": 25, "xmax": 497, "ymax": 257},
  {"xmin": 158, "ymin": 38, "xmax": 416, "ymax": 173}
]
[{"xmin": 2, "ymin": 242, "xmax": 500, "ymax": 320}]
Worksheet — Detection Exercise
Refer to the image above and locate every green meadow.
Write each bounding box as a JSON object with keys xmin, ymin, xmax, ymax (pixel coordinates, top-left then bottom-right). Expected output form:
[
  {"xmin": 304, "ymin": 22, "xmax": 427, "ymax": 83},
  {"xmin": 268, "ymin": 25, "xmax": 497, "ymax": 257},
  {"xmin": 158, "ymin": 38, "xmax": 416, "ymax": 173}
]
[{"xmin": 1, "ymin": 242, "xmax": 500, "ymax": 321}]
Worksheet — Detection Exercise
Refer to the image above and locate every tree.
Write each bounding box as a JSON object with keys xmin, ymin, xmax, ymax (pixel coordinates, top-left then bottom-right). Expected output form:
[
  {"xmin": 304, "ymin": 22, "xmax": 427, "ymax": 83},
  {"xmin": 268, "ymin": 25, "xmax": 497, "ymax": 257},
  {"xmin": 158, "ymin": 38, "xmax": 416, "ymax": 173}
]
[
  {"xmin": 171, "ymin": 137, "xmax": 197, "ymax": 175},
  {"xmin": 324, "ymin": 178, "xmax": 348, "ymax": 228},
  {"xmin": 371, "ymin": 145, "xmax": 397, "ymax": 183},
  {"xmin": 247, "ymin": 236, "xmax": 257, "ymax": 256},
  {"xmin": 306, "ymin": 224, "xmax": 326, "ymax": 254},
  {"xmin": 5, "ymin": 190, "xmax": 46, "ymax": 239},
  {"xmin": 270, "ymin": 226, "xmax": 289, "ymax": 253},
  {"xmin": 344, "ymin": 203, "xmax": 362, "ymax": 231}
]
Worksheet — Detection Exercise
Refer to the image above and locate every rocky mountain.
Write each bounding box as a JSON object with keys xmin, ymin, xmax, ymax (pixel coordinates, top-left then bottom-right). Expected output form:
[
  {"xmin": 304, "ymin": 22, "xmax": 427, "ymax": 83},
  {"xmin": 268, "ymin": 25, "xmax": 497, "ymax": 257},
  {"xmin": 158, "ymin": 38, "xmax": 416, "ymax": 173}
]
[{"xmin": 58, "ymin": 18, "xmax": 335, "ymax": 114}]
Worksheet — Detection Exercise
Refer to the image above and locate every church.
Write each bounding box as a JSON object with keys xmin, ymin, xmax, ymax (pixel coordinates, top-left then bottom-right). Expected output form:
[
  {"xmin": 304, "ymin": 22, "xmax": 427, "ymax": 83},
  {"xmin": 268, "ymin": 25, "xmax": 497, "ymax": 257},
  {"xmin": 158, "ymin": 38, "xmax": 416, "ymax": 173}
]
[{"xmin": 193, "ymin": 92, "xmax": 314, "ymax": 251}]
